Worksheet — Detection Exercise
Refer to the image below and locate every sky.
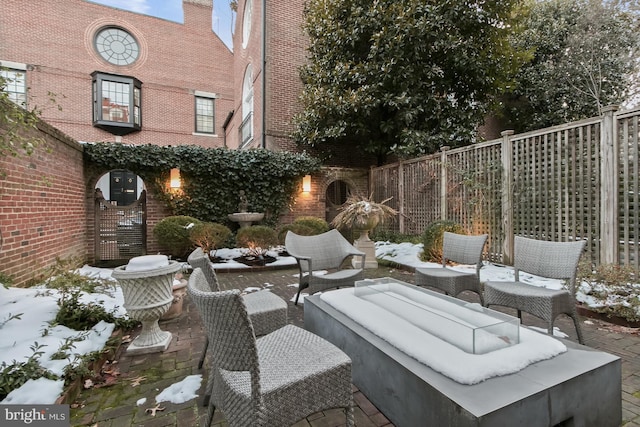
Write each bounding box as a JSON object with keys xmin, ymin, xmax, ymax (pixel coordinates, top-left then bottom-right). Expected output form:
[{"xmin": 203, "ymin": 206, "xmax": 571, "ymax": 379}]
[
  {"xmin": 1, "ymin": 241, "xmax": 624, "ymax": 405},
  {"xmin": 89, "ymin": 0, "xmax": 234, "ymax": 50}
]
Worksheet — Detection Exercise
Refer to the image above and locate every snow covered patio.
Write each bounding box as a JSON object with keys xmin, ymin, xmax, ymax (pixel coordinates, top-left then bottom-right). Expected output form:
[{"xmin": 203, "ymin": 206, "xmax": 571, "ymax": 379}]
[
  {"xmin": 2, "ymin": 241, "xmax": 638, "ymax": 426},
  {"xmin": 57, "ymin": 264, "xmax": 637, "ymax": 426}
]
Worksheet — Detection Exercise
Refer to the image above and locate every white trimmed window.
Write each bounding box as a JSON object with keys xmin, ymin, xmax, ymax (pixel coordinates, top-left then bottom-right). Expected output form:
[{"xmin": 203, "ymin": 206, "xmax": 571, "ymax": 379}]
[
  {"xmin": 0, "ymin": 61, "xmax": 27, "ymax": 107},
  {"xmin": 240, "ymin": 65, "xmax": 254, "ymax": 146},
  {"xmin": 242, "ymin": 0, "xmax": 253, "ymax": 49},
  {"xmin": 195, "ymin": 91, "xmax": 216, "ymax": 134}
]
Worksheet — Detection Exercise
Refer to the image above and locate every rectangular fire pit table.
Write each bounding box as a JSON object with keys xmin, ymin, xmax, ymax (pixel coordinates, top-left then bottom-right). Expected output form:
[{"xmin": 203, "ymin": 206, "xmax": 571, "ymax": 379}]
[{"xmin": 304, "ymin": 278, "xmax": 621, "ymax": 427}]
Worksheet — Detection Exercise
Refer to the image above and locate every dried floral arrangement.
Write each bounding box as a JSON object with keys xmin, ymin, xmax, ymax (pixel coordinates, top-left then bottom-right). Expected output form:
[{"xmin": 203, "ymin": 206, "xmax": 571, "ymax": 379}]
[{"xmin": 331, "ymin": 194, "xmax": 398, "ymax": 230}]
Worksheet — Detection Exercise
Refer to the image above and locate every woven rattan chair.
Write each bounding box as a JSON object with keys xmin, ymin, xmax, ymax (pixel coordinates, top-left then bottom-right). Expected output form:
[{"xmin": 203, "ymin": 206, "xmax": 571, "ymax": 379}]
[
  {"xmin": 415, "ymin": 232, "xmax": 488, "ymax": 304},
  {"xmin": 187, "ymin": 247, "xmax": 287, "ymax": 405},
  {"xmin": 484, "ymin": 236, "xmax": 586, "ymax": 343},
  {"xmin": 285, "ymin": 229, "xmax": 365, "ymax": 305},
  {"xmin": 188, "ymin": 268, "xmax": 354, "ymax": 427}
]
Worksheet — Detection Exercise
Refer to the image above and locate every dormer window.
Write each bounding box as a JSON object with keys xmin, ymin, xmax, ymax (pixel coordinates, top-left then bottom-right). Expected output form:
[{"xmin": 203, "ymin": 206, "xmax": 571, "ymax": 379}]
[{"xmin": 92, "ymin": 71, "xmax": 142, "ymax": 135}]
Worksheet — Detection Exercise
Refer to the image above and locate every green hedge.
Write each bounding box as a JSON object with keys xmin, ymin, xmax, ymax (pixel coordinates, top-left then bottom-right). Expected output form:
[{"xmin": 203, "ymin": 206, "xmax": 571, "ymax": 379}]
[{"xmin": 84, "ymin": 144, "xmax": 321, "ymax": 227}]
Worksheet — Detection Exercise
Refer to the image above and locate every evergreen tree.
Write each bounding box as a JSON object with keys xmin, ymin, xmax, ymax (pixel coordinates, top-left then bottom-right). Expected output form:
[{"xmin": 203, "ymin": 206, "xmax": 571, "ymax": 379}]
[{"xmin": 293, "ymin": 0, "xmax": 527, "ymax": 164}]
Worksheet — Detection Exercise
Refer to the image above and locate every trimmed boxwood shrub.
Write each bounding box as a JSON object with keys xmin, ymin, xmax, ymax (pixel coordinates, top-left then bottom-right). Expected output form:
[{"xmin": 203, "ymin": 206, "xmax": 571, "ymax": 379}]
[
  {"xmin": 293, "ymin": 216, "xmax": 330, "ymax": 234},
  {"xmin": 420, "ymin": 220, "xmax": 465, "ymax": 263},
  {"xmin": 236, "ymin": 226, "xmax": 278, "ymax": 252},
  {"xmin": 153, "ymin": 215, "xmax": 202, "ymax": 259},
  {"xmin": 277, "ymin": 216, "xmax": 330, "ymax": 243},
  {"xmin": 189, "ymin": 222, "xmax": 232, "ymax": 256}
]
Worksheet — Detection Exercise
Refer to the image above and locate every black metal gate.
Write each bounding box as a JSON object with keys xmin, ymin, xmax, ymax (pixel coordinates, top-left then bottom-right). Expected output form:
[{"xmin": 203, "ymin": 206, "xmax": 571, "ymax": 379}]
[{"xmin": 95, "ymin": 189, "xmax": 147, "ymax": 266}]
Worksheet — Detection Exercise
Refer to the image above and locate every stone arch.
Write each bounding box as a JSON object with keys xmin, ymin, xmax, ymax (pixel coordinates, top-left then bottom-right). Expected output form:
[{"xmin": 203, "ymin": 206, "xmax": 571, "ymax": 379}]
[{"xmin": 317, "ymin": 168, "xmax": 369, "ymax": 224}]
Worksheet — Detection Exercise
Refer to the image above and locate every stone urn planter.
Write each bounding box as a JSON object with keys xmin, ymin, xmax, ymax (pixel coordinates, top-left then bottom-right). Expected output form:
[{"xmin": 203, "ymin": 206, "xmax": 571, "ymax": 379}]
[{"xmin": 112, "ymin": 255, "xmax": 182, "ymax": 354}]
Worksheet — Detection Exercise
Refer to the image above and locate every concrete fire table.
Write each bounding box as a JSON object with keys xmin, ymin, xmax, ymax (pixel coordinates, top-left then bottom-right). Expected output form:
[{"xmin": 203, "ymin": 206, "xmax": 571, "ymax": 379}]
[{"xmin": 304, "ymin": 278, "xmax": 621, "ymax": 427}]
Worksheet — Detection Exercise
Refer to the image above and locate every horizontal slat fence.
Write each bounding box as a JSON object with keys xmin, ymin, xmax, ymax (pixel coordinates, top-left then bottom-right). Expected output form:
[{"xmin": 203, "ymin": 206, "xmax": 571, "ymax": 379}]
[{"xmin": 370, "ymin": 105, "xmax": 640, "ymax": 268}]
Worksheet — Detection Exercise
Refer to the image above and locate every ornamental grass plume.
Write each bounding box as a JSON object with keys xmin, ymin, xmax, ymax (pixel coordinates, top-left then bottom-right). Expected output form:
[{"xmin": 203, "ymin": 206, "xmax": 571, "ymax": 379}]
[{"xmin": 331, "ymin": 194, "xmax": 398, "ymax": 230}]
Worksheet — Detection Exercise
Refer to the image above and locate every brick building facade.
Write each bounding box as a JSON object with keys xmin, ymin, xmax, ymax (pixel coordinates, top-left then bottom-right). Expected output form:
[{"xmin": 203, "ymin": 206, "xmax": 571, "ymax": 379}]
[
  {"xmin": 0, "ymin": 0, "xmax": 234, "ymax": 149},
  {"xmin": 0, "ymin": 0, "xmax": 375, "ymax": 283}
]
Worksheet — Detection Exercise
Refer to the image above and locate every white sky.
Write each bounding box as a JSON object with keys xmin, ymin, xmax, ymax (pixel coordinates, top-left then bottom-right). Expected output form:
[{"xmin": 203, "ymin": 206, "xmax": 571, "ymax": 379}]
[
  {"xmin": 0, "ymin": 241, "xmax": 634, "ymax": 404},
  {"xmin": 88, "ymin": 0, "xmax": 234, "ymax": 50}
]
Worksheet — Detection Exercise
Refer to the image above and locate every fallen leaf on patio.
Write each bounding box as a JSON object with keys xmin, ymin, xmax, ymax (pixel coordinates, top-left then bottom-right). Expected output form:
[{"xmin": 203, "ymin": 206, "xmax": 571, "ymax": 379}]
[
  {"xmin": 94, "ymin": 375, "xmax": 119, "ymax": 388},
  {"xmin": 145, "ymin": 404, "xmax": 165, "ymax": 416},
  {"xmin": 130, "ymin": 376, "xmax": 146, "ymax": 387},
  {"xmin": 102, "ymin": 366, "xmax": 120, "ymax": 376}
]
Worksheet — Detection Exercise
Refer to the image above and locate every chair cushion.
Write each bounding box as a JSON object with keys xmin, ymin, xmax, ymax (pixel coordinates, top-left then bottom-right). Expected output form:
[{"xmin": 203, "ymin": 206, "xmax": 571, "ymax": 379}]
[
  {"xmin": 485, "ymin": 281, "xmax": 569, "ymax": 298},
  {"xmin": 416, "ymin": 267, "xmax": 475, "ymax": 279},
  {"xmin": 314, "ymin": 268, "xmax": 363, "ymax": 281}
]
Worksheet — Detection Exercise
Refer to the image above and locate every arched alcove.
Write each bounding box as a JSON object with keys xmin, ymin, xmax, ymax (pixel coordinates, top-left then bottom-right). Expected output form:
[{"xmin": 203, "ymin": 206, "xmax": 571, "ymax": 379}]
[
  {"xmin": 325, "ymin": 179, "xmax": 352, "ymax": 224},
  {"xmin": 93, "ymin": 169, "xmax": 147, "ymax": 266}
]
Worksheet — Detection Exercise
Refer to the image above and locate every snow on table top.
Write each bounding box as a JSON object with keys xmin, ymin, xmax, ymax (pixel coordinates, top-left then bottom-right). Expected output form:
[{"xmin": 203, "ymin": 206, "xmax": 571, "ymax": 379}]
[{"xmin": 321, "ymin": 286, "xmax": 567, "ymax": 385}]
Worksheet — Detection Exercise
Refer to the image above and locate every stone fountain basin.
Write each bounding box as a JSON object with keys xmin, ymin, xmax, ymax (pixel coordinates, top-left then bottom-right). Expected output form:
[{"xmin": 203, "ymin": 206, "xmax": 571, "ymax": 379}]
[{"xmin": 228, "ymin": 212, "xmax": 264, "ymax": 222}]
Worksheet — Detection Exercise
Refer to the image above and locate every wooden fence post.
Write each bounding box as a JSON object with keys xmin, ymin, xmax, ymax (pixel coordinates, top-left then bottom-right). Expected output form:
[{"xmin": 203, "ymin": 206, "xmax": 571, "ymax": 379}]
[
  {"xmin": 501, "ymin": 130, "xmax": 514, "ymax": 265},
  {"xmin": 440, "ymin": 146, "xmax": 449, "ymax": 220},
  {"xmin": 398, "ymin": 161, "xmax": 405, "ymax": 234},
  {"xmin": 600, "ymin": 105, "xmax": 619, "ymax": 264}
]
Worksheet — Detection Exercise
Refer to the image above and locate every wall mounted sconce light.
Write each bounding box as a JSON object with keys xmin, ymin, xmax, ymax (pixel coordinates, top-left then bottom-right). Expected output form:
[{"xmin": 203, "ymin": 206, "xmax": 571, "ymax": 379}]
[
  {"xmin": 302, "ymin": 175, "xmax": 312, "ymax": 193},
  {"xmin": 170, "ymin": 168, "xmax": 181, "ymax": 189}
]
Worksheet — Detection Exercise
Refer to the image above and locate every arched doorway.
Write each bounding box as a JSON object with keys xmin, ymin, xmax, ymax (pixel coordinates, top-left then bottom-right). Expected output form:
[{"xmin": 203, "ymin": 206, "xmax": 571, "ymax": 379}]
[
  {"xmin": 325, "ymin": 179, "xmax": 351, "ymax": 224},
  {"xmin": 94, "ymin": 170, "xmax": 147, "ymax": 266}
]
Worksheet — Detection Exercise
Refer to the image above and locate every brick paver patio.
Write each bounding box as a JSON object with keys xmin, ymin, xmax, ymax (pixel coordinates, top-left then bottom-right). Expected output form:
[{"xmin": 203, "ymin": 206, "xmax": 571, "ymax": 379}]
[{"xmin": 70, "ymin": 265, "xmax": 640, "ymax": 426}]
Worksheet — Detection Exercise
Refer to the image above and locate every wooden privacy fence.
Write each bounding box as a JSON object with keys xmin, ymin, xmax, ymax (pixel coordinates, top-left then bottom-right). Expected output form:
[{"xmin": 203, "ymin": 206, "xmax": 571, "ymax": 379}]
[{"xmin": 370, "ymin": 105, "xmax": 640, "ymax": 268}]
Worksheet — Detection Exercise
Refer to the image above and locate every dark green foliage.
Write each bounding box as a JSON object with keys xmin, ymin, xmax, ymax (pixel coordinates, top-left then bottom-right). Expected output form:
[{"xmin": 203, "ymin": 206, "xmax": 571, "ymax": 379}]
[
  {"xmin": 0, "ymin": 343, "xmax": 58, "ymax": 400},
  {"xmin": 83, "ymin": 144, "xmax": 321, "ymax": 226},
  {"xmin": 420, "ymin": 220, "xmax": 465, "ymax": 262},
  {"xmin": 236, "ymin": 226, "xmax": 279, "ymax": 250},
  {"xmin": 277, "ymin": 216, "xmax": 329, "ymax": 243},
  {"xmin": 54, "ymin": 288, "xmax": 137, "ymax": 331},
  {"xmin": 0, "ymin": 272, "xmax": 13, "ymax": 288},
  {"xmin": 293, "ymin": 0, "xmax": 527, "ymax": 162},
  {"xmin": 370, "ymin": 229, "xmax": 421, "ymax": 244},
  {"xmin": 292, "ymin": 216, "xmax": 330, "ymax": 234},
  {"xmin": 44, "ymin": 257, "xmax": 107, "ymax": 293},
  {"xmin": 278, "ymin": 223, "xmax": 316, "ymax": 244},
  {"xmin": 152, "ymin": 215, "xmax": 202, "ymax": 259},
  {"xmin": 189, "ymin": 222, "xmax": 233, "ymax": 254}
]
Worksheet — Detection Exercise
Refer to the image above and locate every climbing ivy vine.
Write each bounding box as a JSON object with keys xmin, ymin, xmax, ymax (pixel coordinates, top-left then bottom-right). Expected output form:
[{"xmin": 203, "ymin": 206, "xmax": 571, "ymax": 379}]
[{"xmin": 83, "ymin": 143, "xmax": 321, "ymax": 225}]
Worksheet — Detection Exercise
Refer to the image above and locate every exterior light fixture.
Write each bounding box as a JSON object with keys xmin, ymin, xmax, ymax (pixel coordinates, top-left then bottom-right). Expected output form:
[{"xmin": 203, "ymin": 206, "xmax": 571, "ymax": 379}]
[
  {"xmin": 170, "ymin": 168, "xmax": 181, "ymax": 189},
  {"xmin": 302, "ymin": 175, "xmax": 311, "ymax": 193}
]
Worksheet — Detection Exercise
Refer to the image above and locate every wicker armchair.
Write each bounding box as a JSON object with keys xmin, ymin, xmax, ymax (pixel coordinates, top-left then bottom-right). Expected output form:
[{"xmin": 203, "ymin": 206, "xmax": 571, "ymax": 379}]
[
  {"xmin": 415, "ymin": 232, "xmax": 488, "ymax": 304},
  {"xmin": 187, "ymin": 268, "xmax": 354, "ymax": 427},
  {"xmin": 285, "ymin": 229, "xmax": 365, "ymax": 305},
  {"xmin": 484, "ymin": 236, "xmax": 586, "ymax": 343},
  {"xmin": 187, "ymin": 247, "xmax": 287, "ymax": 405}
]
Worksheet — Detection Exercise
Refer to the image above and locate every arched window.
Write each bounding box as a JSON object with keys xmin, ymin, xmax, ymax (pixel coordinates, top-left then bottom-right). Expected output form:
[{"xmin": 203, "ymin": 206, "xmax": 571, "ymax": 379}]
[
  {"xmin": 242, "ymin": 0, "xmax": 252, "ymax": 49},
  {"xmin": 240, "ymin": 65, "xmax": 254, "ymax": 146}
]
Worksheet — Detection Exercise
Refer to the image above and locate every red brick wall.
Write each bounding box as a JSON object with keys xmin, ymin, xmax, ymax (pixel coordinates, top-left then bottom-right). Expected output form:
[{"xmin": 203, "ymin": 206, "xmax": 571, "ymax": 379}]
[
  {"xmin": 264, "ymin": 0, "xmax": 307, "ymax": 144},
  {"xmin": 0, "ymin": 117, "xmax": 87, "ymax": 287},
  {"xmin": 280, "ymin": 167, "xmax": 370, "ymax": 225},
  {"xmin": 0, "ymin": 0, "xmax": 234, "ymax": 148}
]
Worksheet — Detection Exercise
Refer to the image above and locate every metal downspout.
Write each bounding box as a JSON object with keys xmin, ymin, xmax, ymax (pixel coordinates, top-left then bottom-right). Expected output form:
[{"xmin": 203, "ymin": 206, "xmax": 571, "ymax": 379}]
[{"xmin": 261, "ymin": 0, "xmax": 266, "ymax": 148}]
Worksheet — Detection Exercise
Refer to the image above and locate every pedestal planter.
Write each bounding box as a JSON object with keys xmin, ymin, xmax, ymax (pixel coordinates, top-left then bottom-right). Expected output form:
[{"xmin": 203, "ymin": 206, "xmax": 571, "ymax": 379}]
[
  {"xmin": 112, "ymin": 255, "xmax": 182, "ymax": 354},
  {"xmin": 352, "ymin": 216, "xmax": 380, "ymax": 269}
]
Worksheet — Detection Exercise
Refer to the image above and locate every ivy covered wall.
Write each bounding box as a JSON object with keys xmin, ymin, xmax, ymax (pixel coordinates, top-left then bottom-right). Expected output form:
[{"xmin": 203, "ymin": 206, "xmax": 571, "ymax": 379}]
[{"xmin": 83, "ymin": 143, "xmax": 322, "ymax": 227}]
